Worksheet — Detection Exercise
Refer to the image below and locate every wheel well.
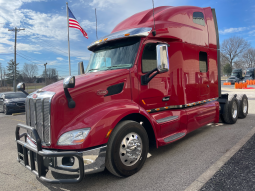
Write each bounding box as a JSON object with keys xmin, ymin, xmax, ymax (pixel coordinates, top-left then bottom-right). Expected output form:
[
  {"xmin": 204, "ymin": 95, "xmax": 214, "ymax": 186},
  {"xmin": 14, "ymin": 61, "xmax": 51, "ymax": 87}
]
[{"xmin": 118, "ymin": 113, "xmax": 156, "ymax": 147}]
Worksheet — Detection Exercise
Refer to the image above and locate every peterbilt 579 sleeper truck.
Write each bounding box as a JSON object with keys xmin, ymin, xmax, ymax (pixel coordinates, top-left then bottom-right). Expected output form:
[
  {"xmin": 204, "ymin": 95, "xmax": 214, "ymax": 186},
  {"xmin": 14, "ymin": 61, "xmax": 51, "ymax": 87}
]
[{"xmin": 15, "ymin": 6, "xmax": 249, "ymax": 183}]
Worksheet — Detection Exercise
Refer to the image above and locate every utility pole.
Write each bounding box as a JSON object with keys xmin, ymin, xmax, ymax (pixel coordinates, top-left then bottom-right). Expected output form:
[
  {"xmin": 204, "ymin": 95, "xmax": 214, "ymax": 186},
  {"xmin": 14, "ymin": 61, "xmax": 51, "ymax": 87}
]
[
  {"xmin": 44, "ymin": 63, "xmax": 47, "ymax": 86},
  {"xmin": 8, "ymin": 27, "xmax": 25, "ymax": 92}
]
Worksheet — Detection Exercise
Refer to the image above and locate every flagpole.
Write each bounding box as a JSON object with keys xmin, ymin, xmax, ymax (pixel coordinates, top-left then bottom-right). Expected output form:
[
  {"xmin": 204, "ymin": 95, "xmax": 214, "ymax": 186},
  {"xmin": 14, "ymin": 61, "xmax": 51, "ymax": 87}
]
[{"xmin": 66, "ymin": 2, "xmax": 71, "ymax": 76}]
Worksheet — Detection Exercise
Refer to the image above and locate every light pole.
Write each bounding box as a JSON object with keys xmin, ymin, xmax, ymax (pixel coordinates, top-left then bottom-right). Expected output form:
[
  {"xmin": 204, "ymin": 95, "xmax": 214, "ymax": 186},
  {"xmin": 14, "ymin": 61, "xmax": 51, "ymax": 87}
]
[
  {"xmin": 44, "ymin": 63, "xmax": 47, "ymax": 86},
  {"xmin": 8, "ymin": 27, "xmax": 25, "ymax": 92}
]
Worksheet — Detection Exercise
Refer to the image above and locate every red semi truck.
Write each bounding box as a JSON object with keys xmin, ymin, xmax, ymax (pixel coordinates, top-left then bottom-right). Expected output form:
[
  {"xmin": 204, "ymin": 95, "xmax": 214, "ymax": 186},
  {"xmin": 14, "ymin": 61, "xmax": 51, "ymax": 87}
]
[{"xmin": 15, "ymin": 6, "xmax": 249, "ymax": 183}]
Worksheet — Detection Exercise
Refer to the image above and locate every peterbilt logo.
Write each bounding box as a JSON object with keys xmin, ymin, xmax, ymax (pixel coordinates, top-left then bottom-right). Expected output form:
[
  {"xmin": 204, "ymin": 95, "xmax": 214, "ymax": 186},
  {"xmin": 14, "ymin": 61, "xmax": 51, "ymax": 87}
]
[
  {"xmin": 97, "ymin": 90, "xmax": 108, "ymax": 96},
  {"xmin": 32, "ymin": 94, "xmax": 37, "ymax": 98}
]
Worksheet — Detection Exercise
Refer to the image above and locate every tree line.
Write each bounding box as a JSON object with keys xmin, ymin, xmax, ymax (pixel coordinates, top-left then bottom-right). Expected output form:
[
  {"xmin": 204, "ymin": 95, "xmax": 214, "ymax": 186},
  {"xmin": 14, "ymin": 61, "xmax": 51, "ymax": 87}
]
[
  {"xmin": 0, "ymin": 60, "xmax": 59, "ymax": 87},
  {"xmin": 221, "ymin": 36, "xmax": 255, "ymax": 76}
]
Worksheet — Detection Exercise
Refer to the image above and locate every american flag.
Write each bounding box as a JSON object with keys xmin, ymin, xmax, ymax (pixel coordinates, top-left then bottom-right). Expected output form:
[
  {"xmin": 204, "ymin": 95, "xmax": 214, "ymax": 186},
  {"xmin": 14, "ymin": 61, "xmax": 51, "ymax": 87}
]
[{"xmin": 68, "ymin": 7, "xmax": 88, "ymax": 39}]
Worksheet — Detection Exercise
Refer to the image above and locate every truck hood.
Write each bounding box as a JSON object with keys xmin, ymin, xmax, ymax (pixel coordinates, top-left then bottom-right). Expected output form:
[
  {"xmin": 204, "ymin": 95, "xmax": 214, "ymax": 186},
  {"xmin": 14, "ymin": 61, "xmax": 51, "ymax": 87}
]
[{"xmin": 41, "ymin": 69, "xmax": 132, "ymax": 149}]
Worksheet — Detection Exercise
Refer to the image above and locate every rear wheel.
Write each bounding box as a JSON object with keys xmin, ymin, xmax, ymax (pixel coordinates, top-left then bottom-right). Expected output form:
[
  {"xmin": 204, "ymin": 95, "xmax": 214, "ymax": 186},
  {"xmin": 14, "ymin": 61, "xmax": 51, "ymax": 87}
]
[
  {"xmin": 106, "ymin": 120, "xmax": 149, "ymax": 177},
  {"xmin": 222, "ymin": 96, "xmax": 239, "ymax": 124},
  {"xmin": 237, "ymin": 94, "xmax": 248, "ymax": 119}
]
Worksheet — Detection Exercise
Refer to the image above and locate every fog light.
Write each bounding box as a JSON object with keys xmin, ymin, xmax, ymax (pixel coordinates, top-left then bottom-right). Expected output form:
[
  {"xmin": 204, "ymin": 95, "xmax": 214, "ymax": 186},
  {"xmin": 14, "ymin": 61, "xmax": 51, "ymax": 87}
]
[{"xmin": 62, "ymin": 157, "xmax": 75, "ymax": 166}]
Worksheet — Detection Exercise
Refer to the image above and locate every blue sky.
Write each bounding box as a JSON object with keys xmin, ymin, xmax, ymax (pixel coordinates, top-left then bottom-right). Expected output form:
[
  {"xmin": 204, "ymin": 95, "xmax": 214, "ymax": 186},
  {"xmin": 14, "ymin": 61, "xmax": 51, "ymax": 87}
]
[{"xmin": 0, "ymin": 0, "xmax": 254, "ymax": 78}]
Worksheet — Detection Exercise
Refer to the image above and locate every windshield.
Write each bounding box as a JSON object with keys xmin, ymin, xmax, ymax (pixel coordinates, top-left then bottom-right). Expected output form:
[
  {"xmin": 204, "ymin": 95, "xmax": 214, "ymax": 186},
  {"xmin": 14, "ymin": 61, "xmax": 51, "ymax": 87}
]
[
  {"xmin": 5, "ymin": 93, "xmax": 26, "ymax": 99},
  {"xmin": 86, "ymin": 37, "xmax": 140, "ymax": 73},
  {"xmin": 246, "ymin": 70, "xmax": 253, "ymax": 76},
  {"xmin": 231, "ymin": 72, "xmax": 240, "ymax": 77}
]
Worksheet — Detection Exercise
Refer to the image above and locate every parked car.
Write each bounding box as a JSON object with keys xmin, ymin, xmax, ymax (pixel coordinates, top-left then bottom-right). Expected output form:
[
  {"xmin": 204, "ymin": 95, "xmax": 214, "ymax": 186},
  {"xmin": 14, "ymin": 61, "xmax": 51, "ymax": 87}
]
[
  {"xmin": 226, "ymin": 76, "xmax": 240, "ymax": 85},
  {"xmin": 0, "ymin": 92, "xmax": 27, "ymax": 115}
]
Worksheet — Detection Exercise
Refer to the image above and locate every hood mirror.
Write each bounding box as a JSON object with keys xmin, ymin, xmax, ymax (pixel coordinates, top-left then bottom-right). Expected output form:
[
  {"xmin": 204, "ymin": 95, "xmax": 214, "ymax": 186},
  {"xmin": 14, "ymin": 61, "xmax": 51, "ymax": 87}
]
[
  {"xmin": 63, "ymin": 76, "xmax": 75, "ymax": 89},
  {"xmin": 17, "ymin": 82, "xmax": 25, "ymax": 91},
  {"xmin": 17, "ymin": 82, "xmax": 29, "ymax": 95},
  {"xmin": 63, "ymin": 76, "xmax": 76, "ymax": 108},
  {"xmin": 78, "ymin": 61, "xmax": 84, "ymax": 75}
]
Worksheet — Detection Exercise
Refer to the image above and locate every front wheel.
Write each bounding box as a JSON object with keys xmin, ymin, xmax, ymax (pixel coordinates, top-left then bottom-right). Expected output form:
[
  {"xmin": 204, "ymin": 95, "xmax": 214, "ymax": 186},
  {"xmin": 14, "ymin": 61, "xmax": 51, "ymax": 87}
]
[
  {"xmin": 106, "ymin": 120, "xmax": 149, "ymax": 177},
  {"xmin": 3, "ymin": 105, "xmax": 9, "ymax": 115}
]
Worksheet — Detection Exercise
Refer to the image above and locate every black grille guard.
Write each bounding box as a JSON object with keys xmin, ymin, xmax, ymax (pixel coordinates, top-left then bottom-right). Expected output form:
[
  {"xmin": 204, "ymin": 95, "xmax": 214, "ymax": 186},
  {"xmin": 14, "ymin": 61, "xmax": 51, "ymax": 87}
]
[{"xmin": 15, "ymin": 123, "xmax": 84, "ymax": 184}]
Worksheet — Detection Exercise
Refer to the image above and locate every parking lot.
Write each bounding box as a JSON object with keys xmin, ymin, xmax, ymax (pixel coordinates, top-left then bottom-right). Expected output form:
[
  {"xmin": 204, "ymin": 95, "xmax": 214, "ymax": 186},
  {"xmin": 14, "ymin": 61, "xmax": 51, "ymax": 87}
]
[{"xmin": 0, "ymin": 87, "xmax": 255, "ymax": 191}]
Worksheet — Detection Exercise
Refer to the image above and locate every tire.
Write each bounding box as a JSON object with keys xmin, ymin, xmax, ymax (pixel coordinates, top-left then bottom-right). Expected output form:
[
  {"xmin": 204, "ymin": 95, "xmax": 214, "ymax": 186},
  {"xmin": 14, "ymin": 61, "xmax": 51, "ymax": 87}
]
[
  {"xmin": 222, "ymin": 96, "xmax": 239, "ymax": 124},
  {"xmin": 237, "ymin": 94, "xmax": 248, "ymax": 119},
  {"xmin": 106, "ymin": 120, "xmax": 149, "ymax": 177},
  {"xmin": 3, "ymin": 105, "xmax": 9, "ymax": 115}
]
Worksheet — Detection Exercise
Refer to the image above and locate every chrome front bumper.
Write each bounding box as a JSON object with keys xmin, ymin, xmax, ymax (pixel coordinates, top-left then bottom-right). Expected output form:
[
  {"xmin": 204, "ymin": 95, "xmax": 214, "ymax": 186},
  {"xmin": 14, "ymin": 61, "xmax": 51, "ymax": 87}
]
[
  {"xmin": 45, "ymin": 145, "xmax": 107, "ymax": 175},
  {"xmin": 16, "ymin": 123, "xmax": 107, "ymax": 184}
]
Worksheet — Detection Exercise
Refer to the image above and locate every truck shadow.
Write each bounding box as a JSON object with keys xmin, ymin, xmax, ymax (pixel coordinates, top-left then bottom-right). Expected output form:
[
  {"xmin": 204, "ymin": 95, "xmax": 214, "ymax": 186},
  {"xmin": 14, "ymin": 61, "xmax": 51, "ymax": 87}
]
[{"xmin": 39, "ymin": 114, "xmax": 255, "ymax": 191}]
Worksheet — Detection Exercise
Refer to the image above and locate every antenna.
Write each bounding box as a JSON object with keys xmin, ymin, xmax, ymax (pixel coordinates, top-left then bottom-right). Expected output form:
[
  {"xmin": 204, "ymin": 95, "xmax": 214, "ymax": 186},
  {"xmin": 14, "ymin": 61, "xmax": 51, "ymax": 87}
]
[
  {"xmin": 152, "ymin": 0, "xmax": 156, "ymax": 36},
  {"xmin": 95, "ymin": 8, "xmax": 98, "ymax": 40}
]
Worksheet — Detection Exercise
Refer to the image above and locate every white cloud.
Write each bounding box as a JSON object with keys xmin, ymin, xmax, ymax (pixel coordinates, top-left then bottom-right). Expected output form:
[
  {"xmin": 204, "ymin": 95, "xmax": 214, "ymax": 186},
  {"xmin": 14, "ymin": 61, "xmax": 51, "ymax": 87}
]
[
  {"xmin": 219, "ymin": 27, "xmax": 247, "ymax": 34},
  {"xmin": 57, "ymin": 57, "xmax": 64, "ymax": 61},
  {"xmin": 34, "ymin": 52, "xmax": 41, "ymax": 54},
  {"xmin": 0, "ymin": 58, "xmax": 4, "ymax": 61}
]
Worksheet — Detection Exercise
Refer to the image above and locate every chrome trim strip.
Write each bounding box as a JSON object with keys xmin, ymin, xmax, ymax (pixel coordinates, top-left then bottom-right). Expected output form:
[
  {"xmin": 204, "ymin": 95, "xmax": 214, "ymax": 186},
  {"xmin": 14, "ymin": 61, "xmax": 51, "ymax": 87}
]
[
  {"xmin": 146, "ymin": 97, "xmax": 218, "ymax": 113},
  {"xmin": 164, "ymin": 132, "xmax": 186, "ymax": 143},
  {"xmin": 88, "ymin": 27, "xmax": 152, "ymax": 50},
  {"xmin": 156, "ymin": 116, "xmax": 179, "ymax": 124}
]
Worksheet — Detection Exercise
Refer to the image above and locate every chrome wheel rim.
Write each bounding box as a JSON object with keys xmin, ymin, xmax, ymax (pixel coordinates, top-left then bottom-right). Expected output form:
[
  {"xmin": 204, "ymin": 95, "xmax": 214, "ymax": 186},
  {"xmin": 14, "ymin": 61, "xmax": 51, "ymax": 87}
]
[
  {"xmin": 119, "ymin": 132, "xmax": 143, "ymax": 166},
  {"xmin": 232, "ymin": 101, "xmax": 238, "ymax": 118},
  {"xmin": 243, "ymin": 98, "xmax": 248, "ymax": 113}
]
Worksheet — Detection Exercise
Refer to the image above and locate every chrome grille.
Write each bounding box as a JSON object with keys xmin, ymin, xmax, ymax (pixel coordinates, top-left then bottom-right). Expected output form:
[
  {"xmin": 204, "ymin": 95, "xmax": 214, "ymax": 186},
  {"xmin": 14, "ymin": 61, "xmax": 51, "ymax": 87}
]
[
  {"xmin": 43, "ymin": 98, "xmax": 50, "ymax": 144},
  {"xmin": 25, "ymin": 91, "xmax": 55, "ymax": 145}
]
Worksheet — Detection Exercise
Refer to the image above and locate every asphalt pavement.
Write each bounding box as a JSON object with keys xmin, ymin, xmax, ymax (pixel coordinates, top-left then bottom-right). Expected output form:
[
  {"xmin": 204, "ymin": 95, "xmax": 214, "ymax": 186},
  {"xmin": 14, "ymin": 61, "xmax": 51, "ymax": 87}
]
[{"xmin": 0, "ymin": 87, "xmax": 255, "ymax": 191}]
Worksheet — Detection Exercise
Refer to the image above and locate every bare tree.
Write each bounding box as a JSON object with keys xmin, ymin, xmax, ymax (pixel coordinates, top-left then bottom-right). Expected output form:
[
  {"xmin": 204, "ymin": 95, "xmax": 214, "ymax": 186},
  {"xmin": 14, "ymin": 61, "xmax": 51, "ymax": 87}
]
[
  {"xmin": 221, "ymin": 36, "xmax": 250, "ymax": 70},
  {"xmin": 241, "ymin": 48, "xmax": 255, "ymax": 68},
  {"xmin": 22, "ymin": 63, "xmax": 38, "ymax": 83}
]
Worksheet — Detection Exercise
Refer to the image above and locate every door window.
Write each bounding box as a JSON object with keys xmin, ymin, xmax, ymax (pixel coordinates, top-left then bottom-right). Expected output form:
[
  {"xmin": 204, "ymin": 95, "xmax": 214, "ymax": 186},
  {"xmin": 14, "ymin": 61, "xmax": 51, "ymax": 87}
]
[
  {"xmin": 142, "ymin": 43, "xmax": 157, "ymax": 73},
  {"xmin": 199, "ymin": 52, "xmax": 208, "ymax": 73}
]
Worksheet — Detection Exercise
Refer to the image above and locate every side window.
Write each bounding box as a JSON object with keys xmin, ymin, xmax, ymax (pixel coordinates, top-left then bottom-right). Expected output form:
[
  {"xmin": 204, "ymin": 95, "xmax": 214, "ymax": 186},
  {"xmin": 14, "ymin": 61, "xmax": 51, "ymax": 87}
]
[
  {"xmin": 193, "ymin": 12, "xmax": 205, "ymax": 26},
  {"xmin": 199, "ymin": 52, "xmax": 208, "ymax": 73},
  {"xmin": 142, "ymin": 43, "xmax": 157, "ymax": 73}
]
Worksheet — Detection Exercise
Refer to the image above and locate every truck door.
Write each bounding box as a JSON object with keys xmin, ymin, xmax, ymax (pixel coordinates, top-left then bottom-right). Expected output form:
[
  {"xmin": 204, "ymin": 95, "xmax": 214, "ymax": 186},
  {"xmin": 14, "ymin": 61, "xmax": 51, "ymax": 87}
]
[
  {"xmin": 138, "ymin": 43, "xmax": 171, "ymax": 110},
  {"xmin": 199, "ymin": 51, "xmax": 210, "ymax": 98}
]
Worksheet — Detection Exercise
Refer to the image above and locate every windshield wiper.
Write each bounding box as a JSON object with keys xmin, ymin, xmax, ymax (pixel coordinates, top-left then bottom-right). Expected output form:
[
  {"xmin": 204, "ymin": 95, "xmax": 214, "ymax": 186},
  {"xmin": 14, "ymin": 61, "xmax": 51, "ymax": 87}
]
[
  {"xmin": 87, "ymin": 68, "xmax": 99, "ymax": 72},
  {"xmin": 105, "ymin": 64, "xmax": 132, "ymax": 70}
]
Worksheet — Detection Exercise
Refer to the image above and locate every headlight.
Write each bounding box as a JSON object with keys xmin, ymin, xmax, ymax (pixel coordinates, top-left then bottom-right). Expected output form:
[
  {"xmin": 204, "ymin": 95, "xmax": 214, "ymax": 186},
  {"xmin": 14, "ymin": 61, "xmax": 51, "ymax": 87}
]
[
  {"xmin": 57, "ymin": 128, "xmax": 90, "ymax": 145},
  {"xmin": 6, "ymin": 102, "xmax": 15, "ymax": 105}
]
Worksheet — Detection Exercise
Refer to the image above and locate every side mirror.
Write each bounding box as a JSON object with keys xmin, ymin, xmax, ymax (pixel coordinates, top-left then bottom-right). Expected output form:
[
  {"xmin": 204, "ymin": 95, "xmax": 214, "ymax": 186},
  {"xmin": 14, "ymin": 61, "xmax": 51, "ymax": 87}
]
[
  {"xmin": 141, "ymin": 44, "xmax": 170, "ymax": 85},
  {"xmin": 17, "ymin": 82, "xmax": 25, "ymax": 91},
  {"xmin": 63, "ymin": 76, "xmax": 75, "ymax": 89},
  {"xmin": 78, "ymin": 61, "xmax": 84, "ymax": 75},
  {"xmin": 156, "ymin": 44, "xmax": 169, "ymax": 73}
]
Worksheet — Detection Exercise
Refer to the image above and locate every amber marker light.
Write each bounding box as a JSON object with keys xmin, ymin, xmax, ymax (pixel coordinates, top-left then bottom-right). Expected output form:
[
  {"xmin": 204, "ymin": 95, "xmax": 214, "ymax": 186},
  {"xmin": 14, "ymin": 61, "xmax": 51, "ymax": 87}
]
[
  {"xmin": 146, "ymin": 110, "xmax": 151, "ymax": 113},
  {"xmin": 156, "ymin": 108, "xmax": 160, "ymax": 111},
  {"xmin": 104, "ymin": 38, "xmax": 108, "ymax": 41},
  {"xmin": 124, "ymin": 33, "xmax": 130, "ymax": 36},
  {"xmin": 165, "ymin": 106, "xmax": 169, "ymax": 109},
  {"xmin": 99, "ymin": 40, "xmax": 102, "ymax": 42},
  {"xmin": 106, "ymin": 129, "xmax": 113, "ymax": 138},
  {"xmin": 198, "ymin": 101, "xmax": 201, "ymax": 104},
  {"xmin": 142, "ymin": 99, "xmax": 146, "ymax": 105},
  {"xmin": 204, "ymin": 100, "xmax": 206, "ymax": 103}
]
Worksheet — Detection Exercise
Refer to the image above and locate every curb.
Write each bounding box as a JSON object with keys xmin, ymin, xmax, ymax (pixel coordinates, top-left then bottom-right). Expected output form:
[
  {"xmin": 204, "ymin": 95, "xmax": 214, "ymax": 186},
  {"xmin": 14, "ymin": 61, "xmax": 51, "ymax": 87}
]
[
  {"xmin": 185, "ymin": 126, "xmax": 255, "ymax": 191},
  {"xmin": 12, "ymin": 112, "xmax": 25, "ymax": 116}
]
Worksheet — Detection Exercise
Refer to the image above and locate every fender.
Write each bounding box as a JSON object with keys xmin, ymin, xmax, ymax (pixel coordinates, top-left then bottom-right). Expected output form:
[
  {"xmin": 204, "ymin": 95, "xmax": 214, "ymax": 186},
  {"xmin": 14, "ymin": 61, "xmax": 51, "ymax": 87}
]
[{"xmin": 52, "ymin": 99, "xmax": 157, "ymax": 150}]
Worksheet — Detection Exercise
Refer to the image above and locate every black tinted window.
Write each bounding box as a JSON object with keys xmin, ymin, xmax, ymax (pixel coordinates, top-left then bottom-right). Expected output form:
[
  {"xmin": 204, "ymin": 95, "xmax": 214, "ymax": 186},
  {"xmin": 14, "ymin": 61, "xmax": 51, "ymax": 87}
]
[
  {"xmin": 142, "ymin": 43, "xmax": 157, "ymax": 73},
  {"xmin": 193, "ymin": 12, "xmax": 205, "ymax": 26},
  {"xmin": 199, "ymin": 52, "xmax": 208, "ymax": 73},
  {"xmin": 5, "ymin": 93, "xmax": 26, "ymax": 99}
]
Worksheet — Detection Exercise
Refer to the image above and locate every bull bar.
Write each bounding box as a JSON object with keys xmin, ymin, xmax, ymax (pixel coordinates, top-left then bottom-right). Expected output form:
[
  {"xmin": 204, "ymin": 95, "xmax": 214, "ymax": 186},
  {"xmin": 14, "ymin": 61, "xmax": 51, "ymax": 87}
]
[{"xmin": 15, "ymin": 123, "xmax": 85, "ymax": 184}]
